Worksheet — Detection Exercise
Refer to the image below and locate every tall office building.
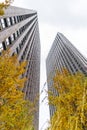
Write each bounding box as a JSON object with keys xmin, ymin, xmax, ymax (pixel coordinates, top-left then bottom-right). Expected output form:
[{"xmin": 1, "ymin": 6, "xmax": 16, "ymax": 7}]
[
  {"xmin": 46, "ymin": 32, "xmax": 87, "ymax": 117},
  {"xmin": 0, "ymin": 6, "xmax": 40, "ymax": 130}
]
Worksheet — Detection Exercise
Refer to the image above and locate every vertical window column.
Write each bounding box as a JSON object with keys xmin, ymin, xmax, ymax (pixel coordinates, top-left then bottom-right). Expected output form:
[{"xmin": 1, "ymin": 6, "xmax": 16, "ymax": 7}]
[
  {"xmin": 0, "ymin": 18, "xmax": 5, "ymax": 29},
  {"xmin": 0, "ymin": 43, "xmax": 3, "ymax": 52},
  {"xmin": 2, "ymin": 41, "xmax": 6, "ymax": 50},
  {"xmin": 5, "ymin": 38, "xmax": 9, "ymax": 46},
  {"xmin": 10, "ymin": 17, "xmax": 13, "ymax": 25},
  {"xmin": 11, "ymin": 17, "xmax": 15, "ymax": 25},
  {"xmin": 7, "ymin": 17, "xmax": 11, "ymax": 27},
  {"xmin": 10, "ymin": 34, "xmax": 14, "ymax": 43},
  {"xmin": 8, "ymin": 37, "xmax": 12, "ymax": 45},
  {"xmin": 3, "ymin": 18, "xmax": 8, "ymax": 28}
]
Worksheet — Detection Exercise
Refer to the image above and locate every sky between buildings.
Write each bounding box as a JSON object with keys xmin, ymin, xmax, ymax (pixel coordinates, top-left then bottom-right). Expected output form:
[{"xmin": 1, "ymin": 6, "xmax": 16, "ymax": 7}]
[{"xmin": 3, "ymin": 0, "xmax": 87, "ymax": 129}]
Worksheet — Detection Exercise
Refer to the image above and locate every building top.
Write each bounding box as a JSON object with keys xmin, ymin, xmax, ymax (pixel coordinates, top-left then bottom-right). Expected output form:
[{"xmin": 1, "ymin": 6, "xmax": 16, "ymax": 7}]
[
  {"xmin": 46, "ymin": 32, "xmax": 87, "ymax": 75},
  {"xmin": 0, "ymin": 6, "xmax": 37, "ymax": 18},
  {"xmin": 46, "ymin": 32, "xmax": 87, "ymax": 64}
]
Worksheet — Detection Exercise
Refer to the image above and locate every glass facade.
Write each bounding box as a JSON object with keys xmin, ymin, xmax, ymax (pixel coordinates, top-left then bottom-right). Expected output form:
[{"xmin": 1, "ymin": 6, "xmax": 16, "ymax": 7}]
[
  {"xmin": 0, "ymin": 6, "xmax": 40, "ymax": 130},
  {"xmin": 46, "ymin": 32, "xmax": 87, "ymax": 117}
]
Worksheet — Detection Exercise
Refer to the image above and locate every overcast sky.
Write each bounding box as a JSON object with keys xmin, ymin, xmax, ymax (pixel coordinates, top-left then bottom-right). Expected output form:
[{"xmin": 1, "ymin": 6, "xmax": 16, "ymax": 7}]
[
  {"xmin": 12, "ymin": 0, "xmax": 87, "ymax": 129},
  {"xmin": 12, "ymin": 0, "xmax": 87, "ymax": 56}
]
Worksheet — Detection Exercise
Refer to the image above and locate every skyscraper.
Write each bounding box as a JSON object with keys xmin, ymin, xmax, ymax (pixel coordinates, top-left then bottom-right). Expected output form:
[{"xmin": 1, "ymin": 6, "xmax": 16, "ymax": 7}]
[
  {"xmin": 0, "ymin": 6, "xmax": 40, "ymax": 130},
  {"xmin": 46, "ymin": 32, "xmax": 87, "ymax": 117}
]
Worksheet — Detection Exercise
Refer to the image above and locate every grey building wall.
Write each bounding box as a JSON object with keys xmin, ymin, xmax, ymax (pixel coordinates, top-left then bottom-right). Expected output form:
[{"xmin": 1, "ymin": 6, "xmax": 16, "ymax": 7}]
[
  {"xmin": 0, "ymin": 6, "xmax": 40, "ymax": 130},
  {"xmin": 46, "ymin": 32, "xmax": 87, "ymax": 117}
]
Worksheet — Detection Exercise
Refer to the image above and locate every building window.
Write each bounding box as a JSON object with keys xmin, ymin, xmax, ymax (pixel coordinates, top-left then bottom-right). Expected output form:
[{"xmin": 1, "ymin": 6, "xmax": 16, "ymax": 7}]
[
  {"xmin": 15, "ymin": 31, "xmax": 18, "ymax": 38},
  {"xmin": 11, "ymin": 17, "xmax": 15, "ymax": 25},
  {"xmin": 5, "ymin": 38, "xmax": 9, "ymax": 46},
  {"xmin": 14, "ymin": 16, "xmax": 17, "ymax": 23},
  {"xmin": 17, "ymin": 30, "xmax": 20, "ymax": 37},
  {"xmin": 15, "ymin": 16, "xmax": 18, "ymax": 23},
  {"xmin": 7, "ymin": 17, "xmax": 11, "ymax": 27},
  {"xmin": 0, "ymin": 43, "xmax": 3, "ymax": 52},
  {"xmin": 16, "ymin": 47, "xmax": 19, "ymax": 54},
  {"xmin": 13, "ymin": 33, "xmax": 16, "ymax": 41},
  {"xmin": 8, "ymin": 37, "xmax": 12, "ymax": 44},
  {"xmin": 11, "ymin": 34, "xmax": 14, "ymax": 42},
  {"xmin": 10, "ymin": 17, "xmax": 13, "ymax": 25},
  {"xmin": 21, "ymin": 55, "xmax": 23, "ymax": 60},
  {"xmin": 19, "ymin": 16, "xmax": 22, "ymax": 21},
  {"xmin": 2, "ymin": 41, "xmax": 6, "ymax": 50},
  {"xmin": 17, "ymin": 16, "xmax": 20, "ymax": 22},
  {"xmin": 4, "ymin": 18, "xmax": 8, "ymax": 28},
  {"xmin": 1, "ymin": 18, "xmax": 5, "ymax": 29}
]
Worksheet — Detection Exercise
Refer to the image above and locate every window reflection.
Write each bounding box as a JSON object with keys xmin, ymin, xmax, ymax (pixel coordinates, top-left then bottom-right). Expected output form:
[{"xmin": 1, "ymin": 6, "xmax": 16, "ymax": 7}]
[{"xmin": 0, "ymin": 43, "xmax": 3, "ymax": 52}]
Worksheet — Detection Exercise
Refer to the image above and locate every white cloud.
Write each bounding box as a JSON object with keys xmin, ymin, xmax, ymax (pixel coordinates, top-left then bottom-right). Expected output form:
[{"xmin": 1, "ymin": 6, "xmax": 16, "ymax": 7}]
[
  {"xmin": 39, "ymin": 23, "xmax": 58, "ymax": 59},
  {"xmin": 69, "ymin": 0, "xmax": 87, "ymax": 16},
  {"xmin": 13, "ymin": 0, "xmax": 87, "ymax": 28}
]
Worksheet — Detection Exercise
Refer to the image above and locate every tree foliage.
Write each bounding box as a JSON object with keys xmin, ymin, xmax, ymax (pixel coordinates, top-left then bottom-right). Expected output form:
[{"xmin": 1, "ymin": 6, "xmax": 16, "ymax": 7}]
[
  {"xmin": 0, "ymin": 0, "xmax": 13, "ymax": 15},
  {"xmin": 0, "ymin": 51, "xmax": 34, "ymax": 130},
  {"xmin": 48, "ymin": 69, "xmax": 87, "ymax": 130}
]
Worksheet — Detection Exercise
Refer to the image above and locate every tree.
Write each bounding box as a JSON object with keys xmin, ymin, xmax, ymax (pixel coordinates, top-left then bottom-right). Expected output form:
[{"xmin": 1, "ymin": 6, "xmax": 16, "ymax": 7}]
[
  {"xmin": 0, "ymin": 0, "xmax": 13, "ymax": 15},
  {"xmin": 0, "ymin": 51, "xmax": 34, "ymax": 130},
  {"xmin": 48, "ymin": 69, "xmax": 87, "ymax": 130}
]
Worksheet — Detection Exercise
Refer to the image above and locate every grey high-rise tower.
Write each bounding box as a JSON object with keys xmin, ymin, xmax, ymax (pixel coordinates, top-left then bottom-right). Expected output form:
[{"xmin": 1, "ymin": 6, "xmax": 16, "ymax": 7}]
[
  {"xmin": 46, "ymin": 32, "xmax": 87, "ymax": 117},
  {"xmin": 0, "ymin": 6, "xmax": 40, "ymax": 130}
]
